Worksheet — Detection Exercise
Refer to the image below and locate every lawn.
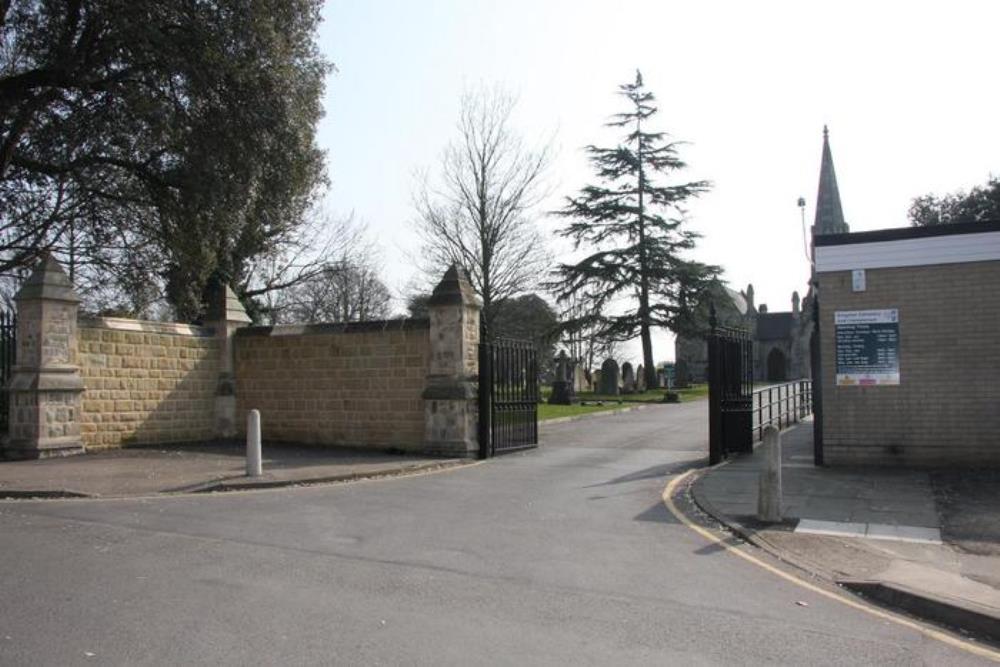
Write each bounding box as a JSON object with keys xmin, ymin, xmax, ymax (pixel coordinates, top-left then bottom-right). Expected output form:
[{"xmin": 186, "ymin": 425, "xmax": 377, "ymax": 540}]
[
  {"xmin": 537, "ymin": 384, "xmax": 709, "ymax": 422},
  {"xmin": 538, "ymin": 402, "xmax": 636, "ymax": 421}
]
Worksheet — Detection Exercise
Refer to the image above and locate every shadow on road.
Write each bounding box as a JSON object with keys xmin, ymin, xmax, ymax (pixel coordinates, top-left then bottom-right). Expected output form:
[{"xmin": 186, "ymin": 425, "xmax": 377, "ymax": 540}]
[{"xmin": 586, "ymin": 458, "xmax": 707, "ymax": 489}]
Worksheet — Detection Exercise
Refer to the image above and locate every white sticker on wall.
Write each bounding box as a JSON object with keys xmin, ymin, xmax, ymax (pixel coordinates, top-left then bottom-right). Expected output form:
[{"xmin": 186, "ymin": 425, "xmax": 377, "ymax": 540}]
[{"xmin": 852, "ymin": 269, "xmax": 866, "ymax": 292}]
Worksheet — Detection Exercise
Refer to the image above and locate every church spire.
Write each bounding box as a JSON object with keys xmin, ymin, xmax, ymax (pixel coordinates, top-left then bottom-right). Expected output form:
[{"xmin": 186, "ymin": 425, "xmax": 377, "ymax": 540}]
[{"xmin": 813, "ymin": 125, "xmax": 849, "ymax": 236}]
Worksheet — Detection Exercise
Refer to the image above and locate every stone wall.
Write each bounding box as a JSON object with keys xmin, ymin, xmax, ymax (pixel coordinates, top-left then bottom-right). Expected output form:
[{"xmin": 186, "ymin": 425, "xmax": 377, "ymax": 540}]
[
  {"xmin": 77, "ymin": 318, "xmax": 220, "ymax": 449},
  {"xmin": 5, "ymin": 258, "xmax": 481, "ymax": 460},
  {"xmin": 818, "ymin": 261, "xmax": 1000, "ymax": 465},
  {"xmin": 234, "ymin": 320, "xmax": 431, "ymax": 450}
]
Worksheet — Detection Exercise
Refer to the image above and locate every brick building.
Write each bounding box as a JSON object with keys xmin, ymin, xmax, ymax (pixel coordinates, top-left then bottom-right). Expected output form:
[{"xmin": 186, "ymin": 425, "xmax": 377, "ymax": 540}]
[{"xmin": 814, "ymin": 221, "xmax": 1000, "ymax": 466}]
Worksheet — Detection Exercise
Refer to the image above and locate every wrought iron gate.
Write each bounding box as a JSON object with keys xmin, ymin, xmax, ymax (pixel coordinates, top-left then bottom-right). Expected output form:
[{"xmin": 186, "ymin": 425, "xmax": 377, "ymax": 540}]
[
  {"xmin": 0, "ymin": 310, "xmax": 15, "ymax": 435},
  {"xmin": 707, "ymin": 308, "xmax": 753, "ymax": 465},
  {"xmin": 478, "ymin": 338, "xmax": 539, "ymax": 458}
]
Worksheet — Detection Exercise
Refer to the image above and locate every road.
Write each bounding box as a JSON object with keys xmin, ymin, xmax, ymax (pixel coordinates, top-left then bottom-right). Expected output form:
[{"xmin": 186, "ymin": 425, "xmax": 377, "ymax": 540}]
[{"xmin": 0, "ymin": 402, "xmax": 991, "ymax": 665}]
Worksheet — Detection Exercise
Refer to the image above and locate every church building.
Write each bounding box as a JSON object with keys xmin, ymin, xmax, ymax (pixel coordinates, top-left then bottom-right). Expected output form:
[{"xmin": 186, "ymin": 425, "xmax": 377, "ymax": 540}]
[{"xmin": 675, "ymin": 127, "xmax": 848, "ymax": 384}]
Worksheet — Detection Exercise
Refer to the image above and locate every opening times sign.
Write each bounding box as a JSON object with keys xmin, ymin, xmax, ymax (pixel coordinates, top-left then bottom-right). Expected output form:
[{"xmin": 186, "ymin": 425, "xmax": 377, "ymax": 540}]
[{"xmin": 835, "ymin": 309, "xmax": 900, "ymax": 386}]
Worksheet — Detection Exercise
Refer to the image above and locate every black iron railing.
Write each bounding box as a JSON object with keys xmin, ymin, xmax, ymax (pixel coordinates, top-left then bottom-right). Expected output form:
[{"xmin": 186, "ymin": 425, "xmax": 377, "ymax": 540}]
[
  {"xmin": 0, "ymin": 309, "xmax": 15, "ymax": 435},
  {"xmin": 478, "ymin": 337, "xmax": 539, "ymax": 458},
  {"xmin": 752, "ymin": 379, "xmax": 812, "ymax": 441},
  {"xmin": 707, "ymin": 320, "xmax": 754, "ymax": 465}
]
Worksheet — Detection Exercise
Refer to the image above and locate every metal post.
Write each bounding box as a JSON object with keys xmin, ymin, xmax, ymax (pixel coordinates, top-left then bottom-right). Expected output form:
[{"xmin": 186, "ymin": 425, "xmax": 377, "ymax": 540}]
[{"xmin": 246, "ymin": 409, "xmax": 262, "ymax": 477}]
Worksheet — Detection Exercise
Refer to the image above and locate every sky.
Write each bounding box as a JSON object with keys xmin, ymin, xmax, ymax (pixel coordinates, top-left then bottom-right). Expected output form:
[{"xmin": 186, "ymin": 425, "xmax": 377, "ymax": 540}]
[{"xmin": 315, "ymin": 0, "xmax": 1000, "ymax": 365}]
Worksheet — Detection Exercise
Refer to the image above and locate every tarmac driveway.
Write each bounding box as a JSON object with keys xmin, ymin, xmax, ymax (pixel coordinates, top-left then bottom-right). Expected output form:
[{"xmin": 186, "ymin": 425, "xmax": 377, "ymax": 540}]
[{"xmin": 0, "ymin": 402, "xmax": 991, "ymax": 665}]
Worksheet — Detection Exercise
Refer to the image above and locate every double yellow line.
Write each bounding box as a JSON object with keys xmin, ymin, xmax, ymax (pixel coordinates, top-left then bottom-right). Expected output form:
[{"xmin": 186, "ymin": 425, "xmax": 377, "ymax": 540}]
[{"xmin": 661, "ymin": 471, "xmax": 1000, "ymax": 662}]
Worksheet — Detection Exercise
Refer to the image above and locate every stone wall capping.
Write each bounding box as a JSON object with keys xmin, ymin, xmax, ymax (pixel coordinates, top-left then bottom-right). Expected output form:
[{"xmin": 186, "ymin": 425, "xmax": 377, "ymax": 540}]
[
  {"xmin": 427, "ymin": 265, "xmax": 480, "ymax": 307},
  {"xmin": 14, "ymin": 252, "xmax": 81, "ymax": 303},
  {"xmin": 79, "ymin": 315, "xmax": 215, "ymax": 337},
  {"xmin": 237, "ymin": 318, "xmax": 430, "ymax": 338}
]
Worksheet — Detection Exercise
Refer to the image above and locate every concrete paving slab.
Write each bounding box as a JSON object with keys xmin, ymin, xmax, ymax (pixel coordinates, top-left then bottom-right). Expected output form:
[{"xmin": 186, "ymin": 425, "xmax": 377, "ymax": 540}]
[
  {"xmin": 796, "ymin": 519, "xmax": 867, "ymax": 538},
  {"xmin": 866, "ymin": 523, "xmax": 942, "ymax": 545}
]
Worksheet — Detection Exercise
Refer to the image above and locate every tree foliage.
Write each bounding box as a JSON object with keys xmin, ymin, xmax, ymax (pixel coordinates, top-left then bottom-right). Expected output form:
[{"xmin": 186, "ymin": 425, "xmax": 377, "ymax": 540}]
[
  {"xmin": 550, "ymin": 71, "xmax": 718, "ymax": 388},
  {"xmin": 0, "ymin": 0, "xmax": 330, "ymax": 319},
  {"xmin": 413, "ymin": 86, "xmax": 551, "ymax": 338},
  {"xmin": 909, "ymin": 177, "xmax": 1000, "ymax": 227},
  {"xmin": 272, "ymin": 261, "xmax": 392, "ymax": 325}
]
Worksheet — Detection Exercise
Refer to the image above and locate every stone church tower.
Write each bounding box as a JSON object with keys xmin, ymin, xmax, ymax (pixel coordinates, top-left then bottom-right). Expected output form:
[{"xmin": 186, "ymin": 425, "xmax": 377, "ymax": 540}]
[{"xmin": 813, "ymin": 125, "xmax": 850, "ymax": 238}]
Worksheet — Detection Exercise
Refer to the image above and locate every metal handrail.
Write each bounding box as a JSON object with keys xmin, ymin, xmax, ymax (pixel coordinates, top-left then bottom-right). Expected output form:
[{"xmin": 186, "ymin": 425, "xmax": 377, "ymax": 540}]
[{"xmin": 752, "ymin": 379, "xmax": 812, "ymax": 441}]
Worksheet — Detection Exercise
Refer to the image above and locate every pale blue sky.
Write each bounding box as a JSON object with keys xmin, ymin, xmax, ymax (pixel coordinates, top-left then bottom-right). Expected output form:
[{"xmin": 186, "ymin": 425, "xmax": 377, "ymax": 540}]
[{"xmin": 316, "ymin": 0, "xmax": 999, "ymax": 364}]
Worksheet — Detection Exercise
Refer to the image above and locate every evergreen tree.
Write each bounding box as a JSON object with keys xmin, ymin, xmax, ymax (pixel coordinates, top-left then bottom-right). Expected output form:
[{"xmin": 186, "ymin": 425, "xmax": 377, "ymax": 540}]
[{"xmin": 550, "ymin": 71, "xmax": 719, "ymax": 389}]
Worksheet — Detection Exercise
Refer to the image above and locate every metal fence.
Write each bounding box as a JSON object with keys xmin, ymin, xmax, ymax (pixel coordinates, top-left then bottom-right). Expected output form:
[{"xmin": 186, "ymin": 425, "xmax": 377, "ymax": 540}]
[
  {"xmin": 0, "ymin": 310, "xmax": 15, "ymax": 435},
  {"xmin": 478, "ymin": 337, "xmax": 539, "ymax": 458},
  {"xmin": 752, "ymin": 379, "xmax": 812, "ymax": 441}
]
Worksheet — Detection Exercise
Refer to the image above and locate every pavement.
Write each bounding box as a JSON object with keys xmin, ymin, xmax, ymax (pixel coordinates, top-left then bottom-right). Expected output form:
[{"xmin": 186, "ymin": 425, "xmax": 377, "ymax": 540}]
[
  {"xmin": 691, "ymin": 420, "xmax": 1000, "ymax": 645},
  {"xmin": 0, "ymin": 442, "xmax": 465, "ymax": 498},
  {"xmin": 1, "ymin": 402, "xmax": 996, "ymax": 664}
]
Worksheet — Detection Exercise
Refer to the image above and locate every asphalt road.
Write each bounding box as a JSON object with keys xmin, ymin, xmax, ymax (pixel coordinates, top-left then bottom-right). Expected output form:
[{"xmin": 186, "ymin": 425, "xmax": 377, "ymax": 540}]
[{"xmin": 0, "ymin": 403, "xmax": 992, "ymax": 665}]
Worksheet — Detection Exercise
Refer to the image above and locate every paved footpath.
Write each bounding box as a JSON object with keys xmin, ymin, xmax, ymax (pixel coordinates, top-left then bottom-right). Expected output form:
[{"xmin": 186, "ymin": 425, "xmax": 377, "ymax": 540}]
[
  {"xmin": 0, "ymin": 403, "xmax": 995, "ymax": 665},
  {"xmin": 694, "ymin": 421, "xmax": 1000, "ymax": 645}
]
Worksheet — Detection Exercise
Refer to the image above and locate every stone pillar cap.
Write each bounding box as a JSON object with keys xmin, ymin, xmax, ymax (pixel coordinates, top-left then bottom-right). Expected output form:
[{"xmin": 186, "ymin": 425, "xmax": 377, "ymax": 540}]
[
  {"xmin": 15, "ymin": 253, "xmax": 80, "ymax": 303},
  {"xmin": 205, "ymin": 282, "xmax": 252, "ymax": 324},
  {"xmin": 428, "ymin": 265, "xmax": 481, "ymax": 308}
]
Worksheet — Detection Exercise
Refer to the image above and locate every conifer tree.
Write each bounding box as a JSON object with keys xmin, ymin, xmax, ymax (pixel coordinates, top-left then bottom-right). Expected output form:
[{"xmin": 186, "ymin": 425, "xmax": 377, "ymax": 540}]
[{"xmin": 551, "ymin": 71, "xmax": 719, "ymax": 389}]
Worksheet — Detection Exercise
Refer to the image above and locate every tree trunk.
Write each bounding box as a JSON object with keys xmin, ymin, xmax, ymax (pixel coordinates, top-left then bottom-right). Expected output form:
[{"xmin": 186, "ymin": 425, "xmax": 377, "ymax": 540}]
[{"xmin": 635, "ymin": 114, "xmax": 658, "ymax": 390}]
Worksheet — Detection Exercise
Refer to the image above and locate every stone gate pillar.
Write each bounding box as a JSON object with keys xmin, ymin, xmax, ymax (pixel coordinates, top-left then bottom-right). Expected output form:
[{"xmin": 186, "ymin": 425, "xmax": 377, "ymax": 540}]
[
  {"xmin": 205, "ymin": 282, "xmax": 251, "ymax": 439},
  {"xmin": 4, "ymin": 254, "xmax": 85, "ymax": 459},
  {"xmin": 422, "ymin": 265, "xmax": 481, "ymax": 457}
]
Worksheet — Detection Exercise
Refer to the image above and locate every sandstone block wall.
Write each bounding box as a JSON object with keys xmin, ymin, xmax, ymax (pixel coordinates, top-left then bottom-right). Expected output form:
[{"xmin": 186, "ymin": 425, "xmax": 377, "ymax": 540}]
[
  {"xmin": 234, "ymin": 320, "xmax": 430, "ymax": 450},
  {"xmin": 77, "ymin": 318, "xmax": 219, "ymax": 448},
  {"xmin": 819, "ymin": 261, "xmax": 1000, "ymax": 465}
]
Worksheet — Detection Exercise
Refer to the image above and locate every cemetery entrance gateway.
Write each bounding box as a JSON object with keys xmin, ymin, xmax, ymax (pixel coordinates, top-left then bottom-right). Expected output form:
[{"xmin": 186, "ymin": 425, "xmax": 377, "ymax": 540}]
[
  {"xmin": 478, "ymin": 337, "xmax": 539, "ymax": 458},
  {"xmin": 706, "ymin": 306, "xmax": 753, "ymax": 464}
]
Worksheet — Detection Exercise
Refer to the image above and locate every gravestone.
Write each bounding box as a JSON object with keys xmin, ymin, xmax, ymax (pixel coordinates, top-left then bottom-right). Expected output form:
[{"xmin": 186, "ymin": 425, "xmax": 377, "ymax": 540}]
[
  {"xmin": 674, "ymin": 359, "xmax": 690, "ymax": 388},
  {"xmin": 621, "ymin": 362, "xmax": 636, "ymax": 394},
  {"xmin": 548, "ymin": 350, "xmax": 574, "ymax": 405},
  {"xmin": 592, "ymin": 370, "xmax": 603, "ymax": 393},
  {"xmin": 636, "ymin": 364, "xmax": 646, "ymax": 392},
  {"xmin": 599, "ymin": 359, "xmax": 620, "ymax": 395}
]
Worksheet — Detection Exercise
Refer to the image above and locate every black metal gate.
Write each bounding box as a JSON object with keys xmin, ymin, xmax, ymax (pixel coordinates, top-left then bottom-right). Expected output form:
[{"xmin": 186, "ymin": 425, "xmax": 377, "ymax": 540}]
[
  {"xmin": 478, "ymin": 338, "xmax": 539, "ymax": 458},
  {"xmin": 707, "ymin": 308, "xmax": 753, "ymax": 465},
  {"xmin": 0, "ymin": 310, "xmax": 16, "ymax": 435}
]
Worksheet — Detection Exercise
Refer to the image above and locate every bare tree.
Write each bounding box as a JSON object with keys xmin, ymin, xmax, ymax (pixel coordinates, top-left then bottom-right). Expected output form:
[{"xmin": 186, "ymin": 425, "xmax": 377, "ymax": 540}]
[
  {"xmin": 247, "ymin": 212, "xmax": 368, "ymax": 324},
  {"xmin": 275, "ymin": 260, "xmax": 392, "ymax": 324},
  {"xmin": 559, "ymin": 291, "xmax": 619, "ymax": 373},
  {"xmin": 413, "ymin": 86, "xmax": 552, "ymax": 338}
]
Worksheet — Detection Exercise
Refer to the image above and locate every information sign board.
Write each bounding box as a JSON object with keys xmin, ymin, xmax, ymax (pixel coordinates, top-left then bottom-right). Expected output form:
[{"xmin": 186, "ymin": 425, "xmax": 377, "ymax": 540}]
[{"xmin": 835, "ymin": 309, "xmax": 900, "ymax": 386}]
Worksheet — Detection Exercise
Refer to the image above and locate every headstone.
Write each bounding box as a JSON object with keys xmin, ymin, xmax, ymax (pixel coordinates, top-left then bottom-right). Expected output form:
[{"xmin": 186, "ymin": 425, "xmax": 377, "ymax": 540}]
[
  {"xmin": 663, "ymin": 363, "xmax": 676, "ymax": 389},
  {"xmin": 674, "ymin": 359, "xmax": 690, "ymax": 388},
  {"xmin": 548, "ymin": 350, "xmax": 574, "ymax": 405},
  {"xmin": 592, "ymin": 370, "xmax": 603, "ymax": 392},
  {"xmin": 621, "ymin": 362, "xmax": 636, "ymax": 394},
  {"xmin": 599, "ymin": 359, "xmax": 620, "ymax": 396},
  {"xmin": 636, "ymin": 365, "xmax": 646, "ymax": 392}
]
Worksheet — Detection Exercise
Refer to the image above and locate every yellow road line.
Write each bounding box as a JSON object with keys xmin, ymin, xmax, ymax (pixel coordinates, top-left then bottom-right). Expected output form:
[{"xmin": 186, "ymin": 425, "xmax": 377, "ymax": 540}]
[{"xmin": 662, "ymin": 471, "xmax": 1000, "ymax": 663}]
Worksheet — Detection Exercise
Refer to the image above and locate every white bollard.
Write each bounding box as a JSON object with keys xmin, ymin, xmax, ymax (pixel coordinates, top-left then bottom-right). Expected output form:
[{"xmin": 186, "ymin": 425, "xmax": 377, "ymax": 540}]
[
  {"xmin": 757, "ymin": 424, "xmax": 782, "ymax": 523},
  {"xmin": 246, "ymin": 409, "xmax": 262, "ymax": 477}
]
